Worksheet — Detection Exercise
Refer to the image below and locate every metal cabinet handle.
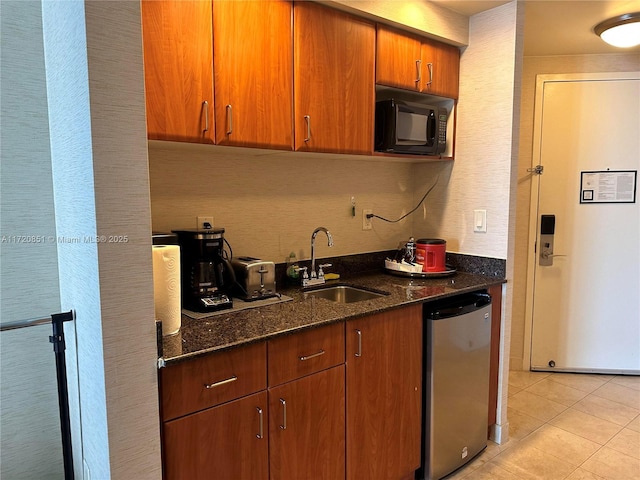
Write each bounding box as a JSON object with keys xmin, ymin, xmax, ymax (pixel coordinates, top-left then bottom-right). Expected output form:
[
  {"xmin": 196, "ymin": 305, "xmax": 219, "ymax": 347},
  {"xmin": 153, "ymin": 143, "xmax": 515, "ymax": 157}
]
[
  {"xmin": 426, "ymin": 62, "xmax": 433, "ymax": 86},
  {"xmin": 204, "ymin": 375, "xmax": 237, "ymax": 389},
  {"xmin": 279, "ymin": 398, "xmax": 287, "ymax": 430},
  {"xmin": 304, "ymin": 115, "xmax": 311, "ymax": 142},
  {"xmin": 226, "ymin": 104, "xmax": 233, "ymax": 135},
  {"xmin": 256, "ymin": 407, "xmax": 264, "ymax": 439},
  {"xmin": 415, "ymin": 59, "xmax": 422, "ymax": 84},
  {"xmin": 299, "ymin": 349, "xmax": 325, "ymax": 361},
  {"xmin": 203, "ymin": 100, "xmax": 209, "ymax": 133},
  {"xmin": 355, "ymin": 329, "xmax": 362, "ymax": 357}
]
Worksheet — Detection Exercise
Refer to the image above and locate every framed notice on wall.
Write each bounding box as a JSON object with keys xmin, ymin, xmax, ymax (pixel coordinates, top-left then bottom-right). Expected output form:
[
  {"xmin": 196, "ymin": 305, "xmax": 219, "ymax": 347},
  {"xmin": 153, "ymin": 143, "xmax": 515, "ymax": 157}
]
[{"xmin": 580, "ymin": 170, "xmax": 637, "ymax": 204}]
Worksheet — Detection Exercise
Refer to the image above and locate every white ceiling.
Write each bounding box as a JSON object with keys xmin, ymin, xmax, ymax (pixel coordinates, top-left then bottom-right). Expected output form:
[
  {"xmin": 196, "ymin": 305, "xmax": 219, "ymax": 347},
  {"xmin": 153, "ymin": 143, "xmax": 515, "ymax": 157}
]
[{"xmin": 431, "ymin": 0, "xmax": 640, "ymax": 56}]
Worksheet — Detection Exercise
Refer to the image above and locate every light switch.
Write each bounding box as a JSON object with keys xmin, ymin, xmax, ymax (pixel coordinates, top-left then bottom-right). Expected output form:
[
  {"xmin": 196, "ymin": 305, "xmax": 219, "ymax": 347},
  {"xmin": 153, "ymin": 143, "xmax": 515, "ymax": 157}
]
[{"xmin": 474, "ymin": 209, "xmax": 487, "ymax": 233}]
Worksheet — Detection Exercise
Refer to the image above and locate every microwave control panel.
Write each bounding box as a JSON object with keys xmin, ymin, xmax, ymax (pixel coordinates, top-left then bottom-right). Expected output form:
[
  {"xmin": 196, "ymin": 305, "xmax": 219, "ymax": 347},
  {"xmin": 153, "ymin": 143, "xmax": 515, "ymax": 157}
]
[{"xmin": 438, "ymin": 113, "xmax": 447, "ymax": 148}]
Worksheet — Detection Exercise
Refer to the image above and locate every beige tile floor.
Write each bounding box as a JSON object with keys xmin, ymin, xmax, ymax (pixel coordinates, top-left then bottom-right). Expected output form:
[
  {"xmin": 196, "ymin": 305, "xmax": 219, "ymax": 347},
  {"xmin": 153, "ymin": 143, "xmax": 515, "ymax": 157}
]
[{"xmin": 445, "ymin": 371, "xmax": 640, "ymax": 480}]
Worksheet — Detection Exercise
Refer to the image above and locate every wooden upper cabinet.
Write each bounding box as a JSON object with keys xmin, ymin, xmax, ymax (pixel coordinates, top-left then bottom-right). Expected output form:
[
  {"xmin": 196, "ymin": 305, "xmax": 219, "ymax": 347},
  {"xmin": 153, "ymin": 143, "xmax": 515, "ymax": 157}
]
[
  {"xmin": 213, "ymin": 0, "xmax": 293, "ymax": 149},
  {"xmin": 141, "ymin": 0, "xmax": 214, "ymax": 143},
  {"xmin": 421, "ymin": 38, "xmax": 460, "ymax": 99},
  {"xmin": 375, "ymin": 25, "xmax": 422, "ymax": 91},
  {"xmin": 294, "ymin": 2, "xmax": 375, "ymax": 154},
  {"xmin": 376, "ymin": 24, "xmax": 460, "ymax": 99}
]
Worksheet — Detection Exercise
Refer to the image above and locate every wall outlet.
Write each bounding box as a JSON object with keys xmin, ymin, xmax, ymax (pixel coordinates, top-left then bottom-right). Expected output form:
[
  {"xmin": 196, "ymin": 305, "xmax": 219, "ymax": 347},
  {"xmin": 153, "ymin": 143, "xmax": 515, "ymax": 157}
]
[
  {"xmin": 196, "ymin": 216, "xmax": 214, "ymax": 230},
  {"xmin": 362, "ymin": 209, "xmax": 373, "ymax": 230}
]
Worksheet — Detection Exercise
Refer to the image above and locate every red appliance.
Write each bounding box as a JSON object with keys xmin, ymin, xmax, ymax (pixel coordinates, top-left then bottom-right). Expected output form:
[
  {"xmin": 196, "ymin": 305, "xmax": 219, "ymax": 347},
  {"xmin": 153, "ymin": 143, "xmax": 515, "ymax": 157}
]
[{"xmin": 415, "ymin": 239, "xmax": 447, "ymax": 272}]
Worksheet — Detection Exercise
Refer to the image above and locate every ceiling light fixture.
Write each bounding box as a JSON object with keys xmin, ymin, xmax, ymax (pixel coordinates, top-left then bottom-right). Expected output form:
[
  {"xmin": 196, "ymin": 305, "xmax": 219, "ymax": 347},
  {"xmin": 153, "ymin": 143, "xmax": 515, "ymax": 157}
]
[{"xmin": 594, "ymin": 12, "xmax": 640, "ymax": 48}]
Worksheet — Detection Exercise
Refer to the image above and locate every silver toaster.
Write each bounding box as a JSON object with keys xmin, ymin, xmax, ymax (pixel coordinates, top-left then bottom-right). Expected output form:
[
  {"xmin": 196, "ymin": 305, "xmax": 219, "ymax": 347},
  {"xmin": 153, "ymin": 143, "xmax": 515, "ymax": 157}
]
[{"xmin": 231, "ymin": 257, "xmax": 277, "ymax": 301}]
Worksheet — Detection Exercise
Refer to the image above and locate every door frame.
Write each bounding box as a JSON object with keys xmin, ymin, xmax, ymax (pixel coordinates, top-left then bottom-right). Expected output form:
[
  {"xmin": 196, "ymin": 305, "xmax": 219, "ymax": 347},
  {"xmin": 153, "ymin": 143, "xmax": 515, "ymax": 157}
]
[{"xmin": 522, "ymin": 71, "xmax": 640, "ymax": 371}]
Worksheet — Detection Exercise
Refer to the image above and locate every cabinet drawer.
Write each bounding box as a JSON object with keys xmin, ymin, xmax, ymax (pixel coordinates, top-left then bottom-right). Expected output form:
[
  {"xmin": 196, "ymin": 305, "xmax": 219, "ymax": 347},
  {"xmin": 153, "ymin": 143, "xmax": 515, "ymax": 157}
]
[
  {"xmin": 268, "ymin": 322, "xmax": 345, "ymax": 386},
  {"xmin": 161, "ymin": 341, "xmax": 266, "ymax": 421}
]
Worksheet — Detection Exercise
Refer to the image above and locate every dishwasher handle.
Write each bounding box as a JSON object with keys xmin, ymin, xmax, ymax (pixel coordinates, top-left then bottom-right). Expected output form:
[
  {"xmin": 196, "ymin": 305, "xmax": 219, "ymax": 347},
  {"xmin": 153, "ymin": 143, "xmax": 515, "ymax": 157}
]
[{"xmin": 426, "ymin": 292, "xmax": 491, "ymax": 320}]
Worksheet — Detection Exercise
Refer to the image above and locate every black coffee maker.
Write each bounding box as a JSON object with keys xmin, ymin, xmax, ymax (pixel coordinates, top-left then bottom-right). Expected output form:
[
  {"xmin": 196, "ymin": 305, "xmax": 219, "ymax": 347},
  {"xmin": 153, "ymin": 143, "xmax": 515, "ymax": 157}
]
[{"xmin": 173, "ymin": 228, "xmax": 234, "ymax": 312}]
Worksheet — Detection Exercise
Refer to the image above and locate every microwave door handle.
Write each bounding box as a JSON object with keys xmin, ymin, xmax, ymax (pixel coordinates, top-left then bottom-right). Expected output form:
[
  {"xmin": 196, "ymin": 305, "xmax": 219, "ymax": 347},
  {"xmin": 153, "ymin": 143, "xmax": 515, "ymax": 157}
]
[{"xmin": 427, "ymin": 113, "xmax": 436, "ymax": 147}]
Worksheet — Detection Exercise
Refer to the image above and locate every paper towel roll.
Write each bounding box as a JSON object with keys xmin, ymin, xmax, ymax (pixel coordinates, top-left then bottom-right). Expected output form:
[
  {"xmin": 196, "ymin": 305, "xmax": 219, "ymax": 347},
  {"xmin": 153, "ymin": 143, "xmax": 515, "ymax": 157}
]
[{"xmin": 152, "ymin": 245, "xmax": 181, "ymax": 336}]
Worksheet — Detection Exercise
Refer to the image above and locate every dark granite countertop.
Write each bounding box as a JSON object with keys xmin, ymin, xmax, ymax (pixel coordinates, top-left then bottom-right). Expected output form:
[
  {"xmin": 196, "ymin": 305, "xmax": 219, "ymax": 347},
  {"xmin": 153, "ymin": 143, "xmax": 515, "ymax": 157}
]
[{"xmin": 160, "ymin": 268, "xmax": 505, "ymax": 366}]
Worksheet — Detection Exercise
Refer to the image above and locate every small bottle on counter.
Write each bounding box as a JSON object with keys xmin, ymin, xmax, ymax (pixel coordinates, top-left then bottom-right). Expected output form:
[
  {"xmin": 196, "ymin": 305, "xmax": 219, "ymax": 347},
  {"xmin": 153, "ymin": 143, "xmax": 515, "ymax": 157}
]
[{"xmin": 286, "ymin": 251, "xmax": 299, "ymax": 285}]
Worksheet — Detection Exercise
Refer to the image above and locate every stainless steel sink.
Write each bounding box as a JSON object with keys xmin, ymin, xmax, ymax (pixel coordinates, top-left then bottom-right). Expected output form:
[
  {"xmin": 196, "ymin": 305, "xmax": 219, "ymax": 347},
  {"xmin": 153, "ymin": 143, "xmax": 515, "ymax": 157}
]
[{"xmin": 303, "ymin": 285, "xmax": 387, "ymax": 303}]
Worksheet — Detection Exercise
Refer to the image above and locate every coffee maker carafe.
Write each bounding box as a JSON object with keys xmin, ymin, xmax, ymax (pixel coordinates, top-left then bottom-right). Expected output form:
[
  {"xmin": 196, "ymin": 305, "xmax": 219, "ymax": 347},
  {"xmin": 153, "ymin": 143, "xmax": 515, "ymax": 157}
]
[{"xmin": 173, "ymin": 228, "xmax": 234, "ymax": 312}]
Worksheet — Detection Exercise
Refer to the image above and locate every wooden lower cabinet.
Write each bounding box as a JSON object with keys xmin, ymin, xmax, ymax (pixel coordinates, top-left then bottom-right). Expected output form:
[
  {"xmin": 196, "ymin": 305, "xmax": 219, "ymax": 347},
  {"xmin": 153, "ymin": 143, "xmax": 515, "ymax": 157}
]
[
  {"xmin": 345, "ymin": 306, "xmax": 423, "ymax": 480},
  {"xmin": 161, "ymin": 360, "xmax": 345, "ymax": 480},
  {"xmin": 268, "ymin": 365, "xmax": 346, "ymax": 480},
  {"xmin": 160, "ymin": 298, "xmax": 497, "ymax": 479},
  {"xmin": 162, "ymin": 391, "xmax": 268, "ymax": 480}
]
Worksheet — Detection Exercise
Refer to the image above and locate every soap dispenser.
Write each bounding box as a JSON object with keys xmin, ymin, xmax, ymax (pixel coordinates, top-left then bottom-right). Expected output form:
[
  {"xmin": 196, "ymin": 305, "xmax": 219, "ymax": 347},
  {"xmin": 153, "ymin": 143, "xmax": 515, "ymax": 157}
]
[{"xmin": 286, "ymin": 251, "xmax": 299, "ymax": 285}]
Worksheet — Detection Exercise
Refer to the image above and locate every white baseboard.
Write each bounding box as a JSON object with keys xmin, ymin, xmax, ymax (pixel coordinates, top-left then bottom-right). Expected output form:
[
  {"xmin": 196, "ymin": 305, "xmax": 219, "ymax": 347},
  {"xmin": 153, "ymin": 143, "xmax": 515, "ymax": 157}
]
[{"xmin": 489, "ymin": 421, "xmax": 509, "ymax": 445}]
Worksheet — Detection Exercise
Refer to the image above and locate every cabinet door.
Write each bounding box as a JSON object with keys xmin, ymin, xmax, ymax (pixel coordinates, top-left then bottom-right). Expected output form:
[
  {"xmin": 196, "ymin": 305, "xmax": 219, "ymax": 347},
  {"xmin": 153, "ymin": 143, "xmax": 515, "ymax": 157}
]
[
  {"xmin": 163, "ymin": 391, "xmax": 268, "ymax": 480},
  {"xmin": 269, "ymin": 365, "xmax": 345, "ymax": 480},
  {"xmin": 213, "ymin": 0, "xmax": 293, "ymax": 149},
  {"xmin": 294, "ymin": 2, "xmax": 375, "ymax": 154},
  {"xmin": 375, "ymin": 25, "xmax": 422, "ymax": 91},
  {"xmin": 346, "ymin": 306, "xmax": 422, "ymax": 480},
  {"xmin": 420, "ymin": 38, "xmax": 460, "ymax": 99},
  {"xmin": 141, "ymin": 0, "xmax": 214, "ymax": 143}
]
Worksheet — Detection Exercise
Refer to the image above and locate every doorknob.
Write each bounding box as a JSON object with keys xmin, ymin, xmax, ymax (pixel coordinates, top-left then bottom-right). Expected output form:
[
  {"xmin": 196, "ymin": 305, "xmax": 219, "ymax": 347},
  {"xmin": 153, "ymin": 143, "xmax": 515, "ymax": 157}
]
[{"xmin": 541, "ymin": 250, "xmax": 567, "ymax": 260}]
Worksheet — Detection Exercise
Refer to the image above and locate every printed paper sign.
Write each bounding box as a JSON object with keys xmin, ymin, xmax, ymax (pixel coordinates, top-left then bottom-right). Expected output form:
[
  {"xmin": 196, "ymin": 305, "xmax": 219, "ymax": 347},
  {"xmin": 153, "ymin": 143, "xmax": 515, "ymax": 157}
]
[{"xmin": 580, "ymin": 170, "xmax": 637, "ymax": 204}]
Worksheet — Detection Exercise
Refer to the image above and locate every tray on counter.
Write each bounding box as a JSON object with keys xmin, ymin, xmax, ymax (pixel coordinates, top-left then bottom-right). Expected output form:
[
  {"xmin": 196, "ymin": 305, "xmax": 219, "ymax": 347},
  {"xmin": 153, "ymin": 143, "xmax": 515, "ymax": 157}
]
[
  {"xmin": 183, "ymin": 294, "xmax": 293, "ymax": 320},
  {"xmin": 383, "ymin": 265, "xmax": 457, "ymax": 279}
]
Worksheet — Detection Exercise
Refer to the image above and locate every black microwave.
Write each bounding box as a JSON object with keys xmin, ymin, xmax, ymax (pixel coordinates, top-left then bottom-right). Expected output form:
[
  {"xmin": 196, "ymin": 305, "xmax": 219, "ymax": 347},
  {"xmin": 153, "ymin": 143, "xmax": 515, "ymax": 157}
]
[{"xmin": 374, "ymin": 99, "xmax": 448, "ymax": 155}]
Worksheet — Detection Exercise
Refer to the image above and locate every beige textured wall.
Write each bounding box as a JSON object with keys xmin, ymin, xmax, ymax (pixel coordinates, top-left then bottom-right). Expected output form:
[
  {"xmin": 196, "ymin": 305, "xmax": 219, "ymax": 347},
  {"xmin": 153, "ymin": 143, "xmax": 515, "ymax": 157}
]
[
  {"xmin": 85, "ymin": 2, "xmax": 162, "ymax": 478},
  {"xmin": 510, "ymin": 52, "xmax": 640, "ymax": 370},
  {"xmin": 326, "ymin": 0, "xmax": 468, "ymax": 45},
  {"xmin": 0, "ymin": 2, "xmax": 64, "ymax": 476},
  {"xmin": 149, "ymin": 143, "xmax": 424, "ymax": 263},
  {"xmin": 457, "ymin": 0, "xmax": 523, "ymax": 443},
  {"xmin": 416, "ymin": 2, "xmax": 523, "ymax": 261}
]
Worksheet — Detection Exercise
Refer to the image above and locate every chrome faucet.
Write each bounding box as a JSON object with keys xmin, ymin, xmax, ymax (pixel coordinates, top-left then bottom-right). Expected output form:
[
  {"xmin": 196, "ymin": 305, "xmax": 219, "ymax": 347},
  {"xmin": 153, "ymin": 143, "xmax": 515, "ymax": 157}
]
[{"xmin": 305, "ymin": 226, "xmax": 334, "ymax": 286}]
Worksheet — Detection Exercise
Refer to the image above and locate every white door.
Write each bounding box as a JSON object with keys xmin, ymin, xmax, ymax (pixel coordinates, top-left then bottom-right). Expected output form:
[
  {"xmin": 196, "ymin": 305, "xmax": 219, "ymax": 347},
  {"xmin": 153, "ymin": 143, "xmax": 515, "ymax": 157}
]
[{"xmin": 528, "ymin": 73, "xmax": 640, "ymax": 374}]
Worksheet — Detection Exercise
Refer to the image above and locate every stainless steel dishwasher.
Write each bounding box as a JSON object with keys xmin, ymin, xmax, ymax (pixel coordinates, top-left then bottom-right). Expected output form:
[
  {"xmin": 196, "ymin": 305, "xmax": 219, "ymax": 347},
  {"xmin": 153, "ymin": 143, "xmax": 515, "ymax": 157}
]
[{"xmin": 419, "ymin": 291, "xmax": 492, "ymax": 480}]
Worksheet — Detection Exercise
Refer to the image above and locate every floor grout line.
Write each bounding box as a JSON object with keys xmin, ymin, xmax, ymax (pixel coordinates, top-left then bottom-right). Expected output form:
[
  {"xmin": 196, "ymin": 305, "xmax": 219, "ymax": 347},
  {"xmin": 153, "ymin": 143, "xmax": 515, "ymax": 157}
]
[{"xmin": 445, "ymin": 371, "xmax": 640, "ymax": 479}]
